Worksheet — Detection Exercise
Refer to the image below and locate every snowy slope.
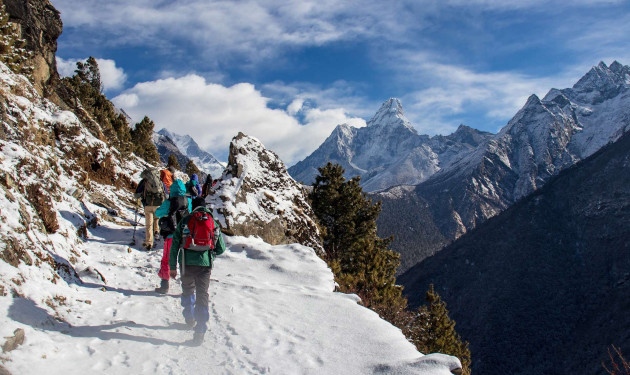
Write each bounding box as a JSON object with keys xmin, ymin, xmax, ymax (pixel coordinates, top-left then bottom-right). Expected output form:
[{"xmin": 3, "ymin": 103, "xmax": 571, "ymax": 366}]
[
  {"xmin": 0, "ymin": 62, "xmax": 460, "ymax": 374},
  {"xmin": 1, "ymin": 226, "xmax": 460, "ymax": 374}
]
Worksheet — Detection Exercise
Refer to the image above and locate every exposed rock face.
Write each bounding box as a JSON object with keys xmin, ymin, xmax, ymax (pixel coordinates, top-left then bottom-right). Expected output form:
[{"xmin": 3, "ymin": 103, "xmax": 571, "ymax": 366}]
[
  {"xmin": 400, "ymin": 129, "xmax": 630, "ymax": 375},
  {"xmin": 288, "ymin": 98, "xmax": 493, "ymax": 192},
  {"xmin": 377, "ymin": 61, "xmax": 630, "ymax": 274},
  {"xmin": 209, "ymin": 133, "xmax": 323, "ymax": 253},
  {"xmin": 4, "ymin": 0, "xmax": 62, "ymax": 96}
]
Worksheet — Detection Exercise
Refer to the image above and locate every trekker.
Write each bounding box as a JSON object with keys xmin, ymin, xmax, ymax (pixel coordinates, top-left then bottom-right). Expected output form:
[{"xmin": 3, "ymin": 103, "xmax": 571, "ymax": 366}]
[
  {"xmin": 186, "ymin": 173, "xmax": 201, "ymax": 198},
  {"xmin": 154, "ymin": 179, "xmax": 192, "ymax": 294},
  {"xmin": 201, "ymin": 174, "xmax": 214, "ymax": 198},
  {"xmin": 134, "ymin": 167, "xmax": 166, "ymax": 250},
  {"xmin": 169, "ymin": 197, "xmax": 225, "ymax": 345},
  {"xmin": 160, "ymin": 167, "xmax": 175, "ymax": 195}
]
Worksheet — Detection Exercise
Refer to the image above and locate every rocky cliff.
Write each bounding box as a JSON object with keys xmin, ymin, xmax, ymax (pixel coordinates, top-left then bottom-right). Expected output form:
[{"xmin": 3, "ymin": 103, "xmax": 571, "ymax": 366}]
[
  {"xmin": 4, "ymin": 0, "xmax": 62, "ymax": 100},
  {"xmin": 208, "ymin": 132, "xmax": 323, "ymax": 253}
]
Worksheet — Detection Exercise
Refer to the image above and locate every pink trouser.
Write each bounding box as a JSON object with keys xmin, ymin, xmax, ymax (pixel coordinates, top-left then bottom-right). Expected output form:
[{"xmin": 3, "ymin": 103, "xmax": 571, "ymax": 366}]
[{"xmin": 158, "ymin": 238, "xmax": 173, "ymax": 280}]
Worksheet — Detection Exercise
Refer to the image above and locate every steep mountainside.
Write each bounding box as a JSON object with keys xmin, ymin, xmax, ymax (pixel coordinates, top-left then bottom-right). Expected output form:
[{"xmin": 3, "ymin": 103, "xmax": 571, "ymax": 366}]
[
  {"xmin": 288, "ymin": 98, "xmax": 492, "ymax": 192},
  {"xmin": 378, "ymin": 61, "xmax": 630, "ymax": 273},
  {"xmin": 153, "ymin": 131, "xmax": 190, "ymax": 171},
  {"xmin": 157, "ymin": 128, "xmax": 224, "ymax": 178},
  {"xmin": 399, "ymin": 129, "xmax": 630, "ymax": 375}
]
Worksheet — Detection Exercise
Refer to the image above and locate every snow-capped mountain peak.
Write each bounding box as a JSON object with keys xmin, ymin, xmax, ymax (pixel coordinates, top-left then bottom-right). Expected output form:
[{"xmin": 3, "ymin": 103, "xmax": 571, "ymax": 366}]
[
  {"xmin": 367, "ymin": 98, "xmax": 416, "ymax": 132},
  {"xmin": 157, "ymin": 128, "xmax": 225, "ymax": 177},
  {"xmin": 572, "ymin": 61, "xmax": 630, "ymax": 99}
]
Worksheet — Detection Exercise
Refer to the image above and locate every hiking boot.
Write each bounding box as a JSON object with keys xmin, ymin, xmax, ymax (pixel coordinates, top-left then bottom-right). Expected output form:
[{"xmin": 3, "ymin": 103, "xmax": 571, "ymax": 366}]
[
  {"xmin": 191, "ymin": 331, "xmax": 205, "ymax": 346},
  {"xmin": 185, "ymin": 317, "xmax": 195, "ymax": 329},
  {"xmin": 154, "ymin": 279, "xmax": 169, "ymax": 294}
]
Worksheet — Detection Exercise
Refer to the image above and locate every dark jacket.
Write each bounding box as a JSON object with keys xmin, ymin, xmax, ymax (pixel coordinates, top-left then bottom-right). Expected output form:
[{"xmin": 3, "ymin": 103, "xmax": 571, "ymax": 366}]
[{"xmin": 134, "ymin": 179, "xmax": 166, "ymax": 207}]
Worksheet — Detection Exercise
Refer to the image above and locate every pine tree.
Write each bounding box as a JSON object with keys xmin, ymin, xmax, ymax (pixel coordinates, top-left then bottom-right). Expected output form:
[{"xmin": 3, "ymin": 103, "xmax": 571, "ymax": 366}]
[
  {"xmin": 0, "ymin": 2, "xmax": 33, "ymax": 78},
  {"xmin": 130, "ymin": 116, "xmax": 160, "ymax": 164},
  {"xmin": 75, "ymin": 56, "xmax": 101, "ymax": 92},
  {"xmin": 310, "ymin": 162, "xmax": 405, "ymax": 311},
  {"xmin": 167, "ymin": 154, "xmax": 180, "ymax": 170},
  {"xmin": 310, "ymin": 163, "xmax": 471, "ymax": 375},
  {"xmin": 185, "ymin": 159, "xmax": 200, "ymax": 176},
  {"xmin": 408, "ymin": 285, "xmax": 472, "ymax": 375},
  {"xmin": 60, "ymin": 57, "xmax": 133, "ymax": 158}
]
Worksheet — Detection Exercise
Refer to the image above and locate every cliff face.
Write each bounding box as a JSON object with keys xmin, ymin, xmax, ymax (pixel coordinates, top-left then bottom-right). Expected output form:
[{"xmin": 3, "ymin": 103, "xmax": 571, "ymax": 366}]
[{"xmin": 4, "ymin": 0, "xmax": 63, "ymax": 100}]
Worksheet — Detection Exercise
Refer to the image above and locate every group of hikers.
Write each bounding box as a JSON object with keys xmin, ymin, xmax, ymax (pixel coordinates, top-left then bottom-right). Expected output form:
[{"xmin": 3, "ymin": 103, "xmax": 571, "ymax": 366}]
[{"xmin": 134, "ymin": 165, "xmax": 223, "ymax": 346}]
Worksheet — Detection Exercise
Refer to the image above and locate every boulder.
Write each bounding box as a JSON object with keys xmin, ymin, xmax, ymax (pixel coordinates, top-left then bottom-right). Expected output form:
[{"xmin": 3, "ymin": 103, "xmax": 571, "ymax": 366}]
[{"xmin": 209, "ymin": 132, "xmax": 323, "ymax": 254}]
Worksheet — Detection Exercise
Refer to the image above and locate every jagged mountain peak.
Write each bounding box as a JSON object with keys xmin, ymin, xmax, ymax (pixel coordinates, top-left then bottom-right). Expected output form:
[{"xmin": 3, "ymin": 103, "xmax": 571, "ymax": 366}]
[
  {"xmin": 573, "ymin": 60, "xmax": 630, "ymax": 94},
  {"xmin": 155, "ymin": 127, "xmax": 224, "ymax": 177},
  {"xmin": 367, "ymin": 98, "xmax": 416, "ymax": 132}
]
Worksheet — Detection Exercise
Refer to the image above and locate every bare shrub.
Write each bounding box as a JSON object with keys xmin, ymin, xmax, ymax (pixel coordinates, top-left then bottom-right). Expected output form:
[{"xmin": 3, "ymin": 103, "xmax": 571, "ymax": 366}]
[
  {"xmin": 26, "ymin": 184, "xmax": 59, "ymax": 233},
  {"xmin": 603, "ymin": 346, "xmax": 630, "ymax": 375}
]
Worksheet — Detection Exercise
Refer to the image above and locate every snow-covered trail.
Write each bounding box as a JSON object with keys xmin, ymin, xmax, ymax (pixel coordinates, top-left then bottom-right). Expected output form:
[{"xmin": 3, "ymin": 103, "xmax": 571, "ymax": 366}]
[{"xmin": 1, "ymin": 219, "xmax": 459, "ymax": 375}]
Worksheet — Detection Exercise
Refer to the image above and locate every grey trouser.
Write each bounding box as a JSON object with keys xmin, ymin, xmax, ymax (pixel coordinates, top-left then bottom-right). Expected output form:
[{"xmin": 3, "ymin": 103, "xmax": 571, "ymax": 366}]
[{"xmin": 180, "ymin": 265, "xmax": 212, "ymax": 332}]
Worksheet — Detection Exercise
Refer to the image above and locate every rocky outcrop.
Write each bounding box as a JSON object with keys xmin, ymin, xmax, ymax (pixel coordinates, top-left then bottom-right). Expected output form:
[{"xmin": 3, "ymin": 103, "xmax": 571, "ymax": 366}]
[
  {"xmin": 209, "ymin": 132, "xmax": 323, "ymax": 254},
  {"xmin": 4, "ymin": 0, "xmax": 62, "ymax": 97}
]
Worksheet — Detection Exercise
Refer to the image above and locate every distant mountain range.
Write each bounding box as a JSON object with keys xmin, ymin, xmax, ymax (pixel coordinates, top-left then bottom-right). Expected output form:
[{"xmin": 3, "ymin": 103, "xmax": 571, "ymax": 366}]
[
  {"xmin": 399, "ymin": 128, "xmax": 630, "ymax": 375},
  {"xmin": 154, "ymin": 128, "xmax": 225, "ymax": 178},
  {"xmin": 374, "ymin": 61, "xmax": 630, "ymax": 273},
  {"xmin": 288, "ymin": 98, "xmax": 493, "ymax": 192}
]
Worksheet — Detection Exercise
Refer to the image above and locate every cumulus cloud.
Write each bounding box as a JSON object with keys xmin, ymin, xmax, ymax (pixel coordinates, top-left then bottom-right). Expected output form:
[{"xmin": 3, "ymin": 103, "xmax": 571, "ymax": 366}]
[
  {"xmin": 55, "ymin": 57, "xmax": 127, "ymax": 92},
  {"xmin": 112, "ymin": 75, "xmax": 366, "ymax": 166}
]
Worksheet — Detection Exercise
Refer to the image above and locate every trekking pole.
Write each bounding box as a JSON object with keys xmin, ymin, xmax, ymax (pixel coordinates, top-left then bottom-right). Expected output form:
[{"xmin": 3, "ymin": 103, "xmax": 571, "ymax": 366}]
[{"xmin": 130, "ymin": 199, "xmax": 140, "ymax": 245}]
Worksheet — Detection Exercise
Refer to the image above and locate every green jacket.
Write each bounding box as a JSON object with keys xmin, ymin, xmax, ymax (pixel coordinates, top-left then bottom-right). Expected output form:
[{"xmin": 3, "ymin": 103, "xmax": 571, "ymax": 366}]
[{"xmin": 169, "ymin": 206, "xmax": 226, "ymax": 270}]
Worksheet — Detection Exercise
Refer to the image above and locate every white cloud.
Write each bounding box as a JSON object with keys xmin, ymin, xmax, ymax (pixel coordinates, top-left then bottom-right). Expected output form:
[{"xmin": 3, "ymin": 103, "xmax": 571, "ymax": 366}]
[
  {"xmin": 95, "ymin": 59, "xmax": 127, "ymax": 91},
  {"xmin": 386, "ymin": 52, "xmax": 584, "ymax": 134},
  {"xmin": 55, "ymin": 57, "xmax": 127, "ymax": 92},
  {"xmin": 112, "ymin": 75, "xmax": 365, "ymax": 166}
]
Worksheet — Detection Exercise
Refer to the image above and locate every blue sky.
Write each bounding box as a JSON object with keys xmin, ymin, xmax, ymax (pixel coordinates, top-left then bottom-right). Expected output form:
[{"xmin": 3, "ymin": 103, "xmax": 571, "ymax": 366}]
[{"xmin": 50, "ymin": 0, "xmax": 630, "ymax": 166}]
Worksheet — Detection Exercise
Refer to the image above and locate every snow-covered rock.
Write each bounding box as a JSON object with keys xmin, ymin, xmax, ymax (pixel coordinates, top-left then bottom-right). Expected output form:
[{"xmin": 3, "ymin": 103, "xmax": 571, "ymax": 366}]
[
  {"xmin": 289, "ymin": 98, "xmax": 493, "ymax": 192},
  {"xmin": 209, "ymin": 132, "xmax": 323, "ymax": 254}
]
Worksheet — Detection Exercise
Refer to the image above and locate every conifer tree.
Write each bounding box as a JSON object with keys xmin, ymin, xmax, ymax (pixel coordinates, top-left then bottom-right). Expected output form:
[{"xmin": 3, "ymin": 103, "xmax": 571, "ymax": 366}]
[
  {"xmin": 130, "ymin": 116, "xmax": 160, "ymax": 164},
  {"xmin": 310, "ymin": 162, "xmax": 405, "ymax": 311},
  {"xmin": 185, "ymin": 159, "xmax": 200, "ymax": 176},
  {"xmin": 409, "ymin": 285, "xmax": 472, "ymax": 375},
  {"xmin": 0, "ymin": 2, "xmax": 33, "ymax": 78},
  {"xmin": 167, "ymin": 154, "xmax": 180, "ymax": 170},
  {"xmin": 61, "ymin": 57, "xmax": 133, "ymax": 158}
]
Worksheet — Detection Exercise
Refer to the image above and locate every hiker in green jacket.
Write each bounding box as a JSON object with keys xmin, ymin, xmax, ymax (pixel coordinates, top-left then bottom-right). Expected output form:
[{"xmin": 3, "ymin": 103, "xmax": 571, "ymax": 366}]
[{"xmin": 169, "ymin": 197, "xmax": 225, "ymax": 345}]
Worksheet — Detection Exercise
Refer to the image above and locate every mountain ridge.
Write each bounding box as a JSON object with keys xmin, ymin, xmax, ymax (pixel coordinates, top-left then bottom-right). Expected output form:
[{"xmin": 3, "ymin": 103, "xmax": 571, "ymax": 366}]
[{"xmin": 377, "ymin": 60, "xmax": 630, "ymax": 273}]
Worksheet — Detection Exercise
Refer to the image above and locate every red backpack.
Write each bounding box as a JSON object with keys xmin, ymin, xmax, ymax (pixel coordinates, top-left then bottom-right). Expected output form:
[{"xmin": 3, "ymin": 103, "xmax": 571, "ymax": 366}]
[{"xmin": 183, "ymin": 211, "xmax": 215, "ymax": 251}]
